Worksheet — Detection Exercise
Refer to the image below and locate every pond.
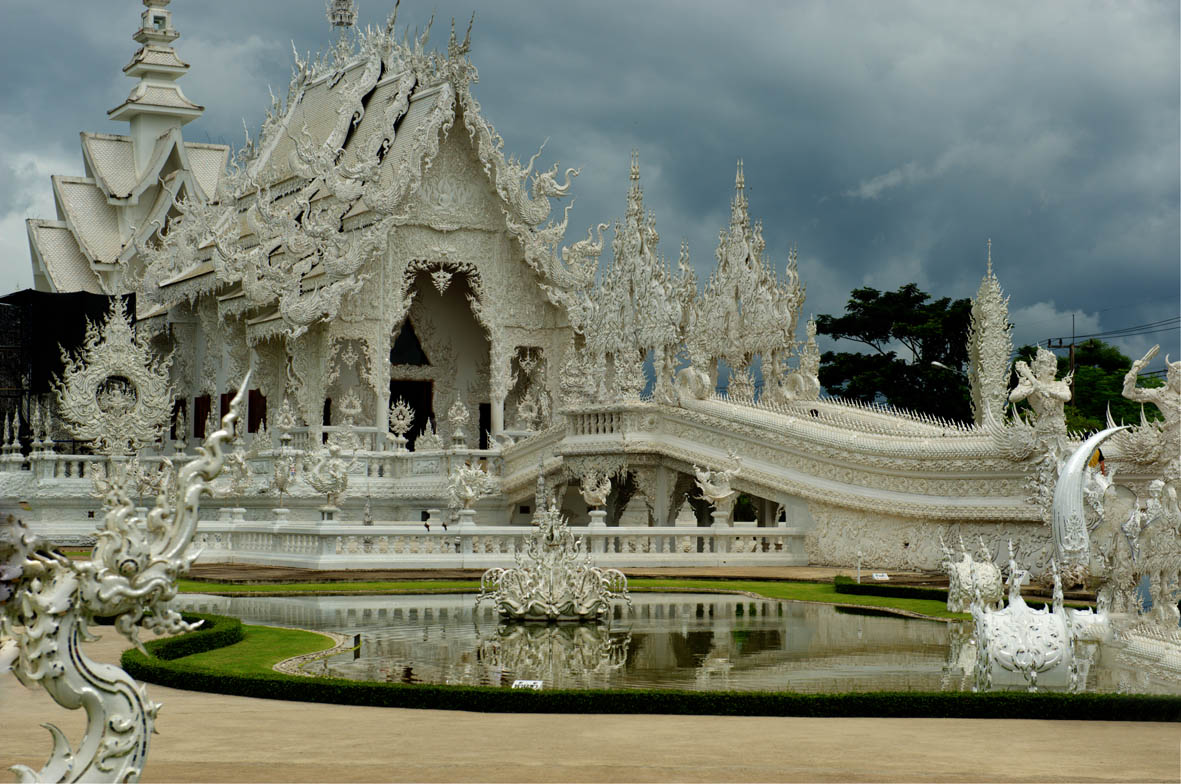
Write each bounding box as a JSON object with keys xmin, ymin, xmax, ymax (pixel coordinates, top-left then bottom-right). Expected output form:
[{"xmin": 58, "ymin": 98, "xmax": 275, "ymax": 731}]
[{"xmin": 171, "ymin": 592, "xmax": 1174, "ymax": 694}]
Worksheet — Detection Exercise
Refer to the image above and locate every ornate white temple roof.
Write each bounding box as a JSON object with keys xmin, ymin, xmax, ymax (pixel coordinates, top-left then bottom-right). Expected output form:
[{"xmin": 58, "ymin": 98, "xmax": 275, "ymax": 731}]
[
  {"xmin": 25, "ymin": 220, "xmax": 105, "ymax": 294},
  {"xmin": 25, "ymin": 1, "xmax": 227, "ymax": 296}
]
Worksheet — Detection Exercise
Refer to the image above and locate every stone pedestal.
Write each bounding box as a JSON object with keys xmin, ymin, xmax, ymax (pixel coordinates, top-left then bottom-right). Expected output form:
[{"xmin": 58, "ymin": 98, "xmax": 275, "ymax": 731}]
[
  {"xmin": 587, "ymin": 508, "xmax": 607, "ymax": 553},
  {"xmin": 273, "ymin": 507, "xmax": 290, "ymax": 523},
  {"xmin": 320, "ymin": 505, "xmax": 339, "ymax": 522},
  {"xmin": 457, "ymin": 507, "xmax": 476, "ymax": 555},
  {"xmin": 217, "ymin": 507, "xmax": 233, "ymax": 522},
  {"xmin": 711, "ymin": 508, "xmax": 729, "ymax": 554},
  {"xmin": 231, "ymin": 507, "xmax": 246, "ymax": 523}
]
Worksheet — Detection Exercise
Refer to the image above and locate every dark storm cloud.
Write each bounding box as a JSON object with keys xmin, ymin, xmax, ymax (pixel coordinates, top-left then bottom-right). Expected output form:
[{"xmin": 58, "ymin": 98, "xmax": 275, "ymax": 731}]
[{"xmin": 1, "ymin": 1, "xmax": 1176, "ymax": 367}]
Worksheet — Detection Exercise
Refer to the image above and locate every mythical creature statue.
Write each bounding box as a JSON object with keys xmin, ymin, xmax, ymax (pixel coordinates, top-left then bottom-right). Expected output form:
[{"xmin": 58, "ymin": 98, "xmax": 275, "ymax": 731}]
[
  {"xmin": 1107, "ymin": 345, "xmax": 1181, "ymax": 479},
  {"xmin": 971, "ymin": 548, "xmax": 1075, "ymax": 692},
  {"xmin": 579, "ymin": 472, "xmax": 611, "ymax": 510},
  {"xmin": 692, "ymin": 451, "xmax": 742, "ymax": 508},
  {"xmin": 987, "ymin": 347, "xmax": 1073, "ymax": 523},
  {"xmin": 940, "ymin": 533, "xmax": 1002, "ymax": 612},
  {"xmin": 302, "ymin": 442, "xmax": 352, "ymax": 509},
  {"xmin": 0, "ymin": 381, "xmax": 247, "ymax": 782},
  {"xmin": 478, "ymin": 505, "xmax": 630, "ymax": 621}
]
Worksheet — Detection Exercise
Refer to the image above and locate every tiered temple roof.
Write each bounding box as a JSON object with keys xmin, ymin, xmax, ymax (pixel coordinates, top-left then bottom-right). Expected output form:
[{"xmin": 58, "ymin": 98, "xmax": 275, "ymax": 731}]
[{"xmin": 26, "ymin": 0, "xmax": 227, "ymax": 299}]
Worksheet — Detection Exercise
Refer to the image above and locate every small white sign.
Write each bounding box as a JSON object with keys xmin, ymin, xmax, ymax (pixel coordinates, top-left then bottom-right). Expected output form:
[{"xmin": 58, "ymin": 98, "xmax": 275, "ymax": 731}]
[
  {"xmin": 511, "ymin": 679, "xmax": 543, "ymax": 690},
  {"xmin": 871, "ymin": 572, "xmax": 890, "ymax": 581}
]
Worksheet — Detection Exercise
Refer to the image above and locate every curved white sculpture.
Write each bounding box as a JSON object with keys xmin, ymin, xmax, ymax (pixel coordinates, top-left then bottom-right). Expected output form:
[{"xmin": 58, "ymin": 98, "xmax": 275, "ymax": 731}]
[
  {"xmin": 478, "ymin": 506, "xmax": 630, "ymax": 621},
  {"xmin": 1051, "ymin": 426, "xmax": 1128, "ymax": 586},
  {"xmin": 0, "ymin": 380, "xmax": 247, "ymax": 782}
]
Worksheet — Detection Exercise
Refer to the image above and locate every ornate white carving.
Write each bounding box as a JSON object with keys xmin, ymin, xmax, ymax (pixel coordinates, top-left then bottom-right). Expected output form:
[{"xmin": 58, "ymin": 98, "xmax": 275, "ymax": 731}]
[
  {"xmin": 447, "ymin": 461, "xmax": 496, "ymax": 510},
  {"xmin": 0, "ymin": 381, "xmax": 247, "ymax": 782},
  {"xmin": 579, "ymin": 472, "xmax": 611, "ymax": 509},
  {"xmin": 693, "ymin": 451, "xmax": 741, "ymax": 508},
  {"xmin": 52, "ymin": 299, "xmax": 172, "ymax": 455},
  {"xmin": 477, "ymin": 505, "xmax": 630, "ymax": 621},
  {"xmin": 302, "ymin": 443, "xmax": 351, "ymax": 509},
  {"xmin": 447, "ymin": 399, "xmax": 471, "ymax": 448},
  {"xmin": 987, "ymin": 346, "xmax": 1073, "ymax": 522},
  {"xmin": 387, "ymin": 397, "xmax": 414, "ymax": 452},
  {"xmin": 967, "ymin": 243, "xmax": 1013, "ymax": 426},
  {"xmin": 940, "ymin": 533, "xmax": 1002, "ymax": 612},
  {"xmin": 971, "ymin": 550, "xmax": 1075, "ymax": 692}
]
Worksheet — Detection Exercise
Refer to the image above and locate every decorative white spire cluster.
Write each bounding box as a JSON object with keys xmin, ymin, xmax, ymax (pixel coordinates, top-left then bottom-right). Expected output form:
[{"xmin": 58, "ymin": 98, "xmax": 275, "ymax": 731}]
[
  {"xmin": 690, "ymin": 160, "xmax": 805, "ymax": 398},
  {"xmin": 968, "ymin": 239, "xmax": 1014, "ymax": 426}
]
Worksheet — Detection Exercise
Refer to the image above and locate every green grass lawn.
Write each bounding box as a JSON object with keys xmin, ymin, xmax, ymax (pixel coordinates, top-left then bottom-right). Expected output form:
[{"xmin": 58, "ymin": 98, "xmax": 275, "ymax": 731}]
[
  {"xmin": 175, "ymin": 624, "xmax": 336, "ymax": 674},
  {"xmin": 178, "ymin": 576, "xmax": 967, "ymax": 620}
]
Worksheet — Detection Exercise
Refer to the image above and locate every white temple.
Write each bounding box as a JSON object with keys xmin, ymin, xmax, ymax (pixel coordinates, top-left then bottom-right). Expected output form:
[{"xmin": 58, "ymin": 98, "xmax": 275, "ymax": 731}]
[{"xmin": 8, "ymin": 1, "xmax": 1178, "ymax": 575}]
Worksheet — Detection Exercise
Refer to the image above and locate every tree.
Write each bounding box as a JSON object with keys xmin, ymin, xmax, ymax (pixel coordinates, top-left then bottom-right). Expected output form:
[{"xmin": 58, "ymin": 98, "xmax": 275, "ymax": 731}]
[
  {"xmin": 1011, "ymin": 339, "xmax": 1164, "ymax": 432},
  {"xmin": 816, "ymin": 284, "xmax": 973, "ymax": 421}
]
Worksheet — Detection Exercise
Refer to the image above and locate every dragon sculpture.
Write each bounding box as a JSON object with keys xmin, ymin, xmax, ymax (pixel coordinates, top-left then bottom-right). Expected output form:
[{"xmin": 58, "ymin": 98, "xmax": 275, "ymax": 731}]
[{"xmin": 0, "ymin": 378, "xmax": 248, "ymax": 782}]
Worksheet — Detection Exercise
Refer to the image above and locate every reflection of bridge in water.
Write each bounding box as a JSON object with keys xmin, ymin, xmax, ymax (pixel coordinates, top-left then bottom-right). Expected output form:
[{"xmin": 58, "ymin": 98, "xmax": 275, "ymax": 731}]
[{"xmin": 174, "ymin": 592, "xmax": 959, "ymax": 692}]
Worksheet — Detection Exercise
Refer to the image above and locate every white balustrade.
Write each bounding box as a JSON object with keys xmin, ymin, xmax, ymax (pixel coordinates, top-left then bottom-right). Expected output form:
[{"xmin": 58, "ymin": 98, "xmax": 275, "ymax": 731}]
[{"xmin": 190, "ymin": 522, "xmax": 808, "ymax": 569}]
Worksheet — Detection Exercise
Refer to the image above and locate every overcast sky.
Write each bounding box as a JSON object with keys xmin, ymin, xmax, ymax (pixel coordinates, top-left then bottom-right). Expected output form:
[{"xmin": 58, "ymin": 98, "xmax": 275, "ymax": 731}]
[{"xmin": 1, "ymin": 1, "xmax": 1177, "ymax": 369}]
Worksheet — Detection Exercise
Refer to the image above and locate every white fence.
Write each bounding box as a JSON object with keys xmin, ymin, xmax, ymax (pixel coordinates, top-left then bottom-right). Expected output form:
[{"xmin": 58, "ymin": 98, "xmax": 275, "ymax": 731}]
[{"xmin": 191, "ymin": 522, "xmax": 809, "ymax": 569}]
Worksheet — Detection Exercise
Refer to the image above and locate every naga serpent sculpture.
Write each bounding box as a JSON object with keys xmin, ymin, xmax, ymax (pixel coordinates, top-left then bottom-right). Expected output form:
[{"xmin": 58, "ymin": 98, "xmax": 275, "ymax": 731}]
[{"xmin": 0, "ymin": 376, "xmax": 249, "ymax": 783}]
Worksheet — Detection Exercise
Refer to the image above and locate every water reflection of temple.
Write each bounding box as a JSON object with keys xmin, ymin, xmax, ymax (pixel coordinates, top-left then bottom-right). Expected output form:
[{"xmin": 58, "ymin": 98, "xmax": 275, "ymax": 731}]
[{"xmin": 174, "ymin": 593, "xmax": 957, "ymax": 692}]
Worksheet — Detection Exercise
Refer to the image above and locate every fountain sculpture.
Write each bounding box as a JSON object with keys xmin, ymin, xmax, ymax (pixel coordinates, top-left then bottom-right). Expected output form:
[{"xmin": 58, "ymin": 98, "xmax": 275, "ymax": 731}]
[
  {"xmin": 478, "ymin": 504, "xmax": 630, "ymax": 621},
  {"xmin": 0, "ymin": 379, "xmax": 247, "ymax": 782}
]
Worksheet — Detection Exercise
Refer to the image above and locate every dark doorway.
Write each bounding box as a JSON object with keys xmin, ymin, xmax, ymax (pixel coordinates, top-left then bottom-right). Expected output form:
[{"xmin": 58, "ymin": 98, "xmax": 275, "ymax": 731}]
[
  {"xmin": 193, "ymin": 394, "xmax": 211, "ymax": 438},
  {"xmin": 478, "ymin": 402, "xmax": 491, "ymax": 449},
  {"xmin": 390, "ymin": 379, "xmax": 433, "ymax": 450},
  {"xmin": 391, "ymin": 320, "xmax": 429, "ymax": 366}
]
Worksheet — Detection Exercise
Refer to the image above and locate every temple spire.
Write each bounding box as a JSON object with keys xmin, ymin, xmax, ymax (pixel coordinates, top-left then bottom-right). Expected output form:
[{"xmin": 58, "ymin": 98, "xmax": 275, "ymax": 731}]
[
  {"xmin": 108, "ymin": 0, "xmax": 203, "ymax": 171},
  {"xmin": 327, "ymin": 0, "xmax": 358, "ymax": 30}
]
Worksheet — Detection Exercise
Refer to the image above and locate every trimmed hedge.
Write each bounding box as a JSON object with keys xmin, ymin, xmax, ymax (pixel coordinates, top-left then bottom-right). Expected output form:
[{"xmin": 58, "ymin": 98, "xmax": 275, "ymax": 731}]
[
  {"xmin": 834, "ymin": 575, "xmax": 950, "ymax": 602},
  {"xmin": 122, "ymin": 623, "xmax": 1181, "ymax": 722},
  {"xmin": 144, "ymin": 613, "xmax": 245, "ymax": 660}
]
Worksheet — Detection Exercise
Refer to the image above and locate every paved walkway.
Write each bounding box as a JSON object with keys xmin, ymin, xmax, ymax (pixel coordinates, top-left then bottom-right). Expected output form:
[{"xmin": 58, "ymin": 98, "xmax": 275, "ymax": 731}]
[{"xmin": 2, "ymin": 634, "xmax": 1176, "ymax": 783}]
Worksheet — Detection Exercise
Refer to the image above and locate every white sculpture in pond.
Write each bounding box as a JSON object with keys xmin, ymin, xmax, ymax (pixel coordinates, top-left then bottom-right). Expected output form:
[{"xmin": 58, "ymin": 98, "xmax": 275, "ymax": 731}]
[
  {"xmin": 478, "ymin": 505, "xmax": 630, "ymax": 621},
  {"xmin": 0, "ymin": 381, "xmax": 246, "ymax": 782},
  {"xmin": 940, "ymin": 533, "xmax": 1002, "ymax": 612},
  {"xmin": 971, "ymin": 548, "xmax": 1074, "ymax": 692}
]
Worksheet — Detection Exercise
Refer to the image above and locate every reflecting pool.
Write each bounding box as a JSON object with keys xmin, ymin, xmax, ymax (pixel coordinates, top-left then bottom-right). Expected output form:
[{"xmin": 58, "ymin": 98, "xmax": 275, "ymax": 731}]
[{"xmin": 171, "ymin": 593, "xmax": 1175, "ymax": 694}]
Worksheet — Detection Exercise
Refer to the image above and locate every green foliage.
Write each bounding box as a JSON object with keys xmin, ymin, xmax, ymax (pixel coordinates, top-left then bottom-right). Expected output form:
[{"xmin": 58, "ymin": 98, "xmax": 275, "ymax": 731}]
[
  {"xmin": 816, "ymin": 284, "xmax": 973, "ymax": 421},
  {"xmin": 1011, "ymin": 340, "xmax": 1165, "ymax": 433},
  {"xmin": 146, "ymin": 613, "xmax": 244, "ymax": 660}
]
